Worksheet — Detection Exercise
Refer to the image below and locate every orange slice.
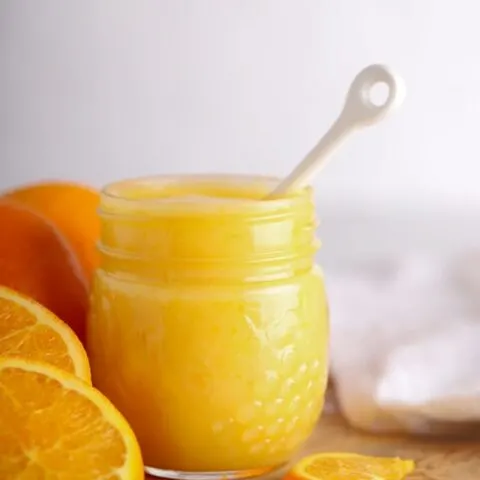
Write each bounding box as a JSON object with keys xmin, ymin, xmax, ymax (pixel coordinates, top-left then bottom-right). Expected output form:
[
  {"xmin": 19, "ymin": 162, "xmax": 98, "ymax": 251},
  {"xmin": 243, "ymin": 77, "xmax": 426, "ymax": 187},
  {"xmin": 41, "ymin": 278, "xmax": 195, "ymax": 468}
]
[
  {"xmin": 0, "ymin": 358, "xmax": 144, "ymax": 479},
  {"xmin": 0, "ymin": 285, "xmax": 90, "ymax": 383},
  {"xmin": 285, "ymin": 452, "xmax": 415, "ymax": 480}
]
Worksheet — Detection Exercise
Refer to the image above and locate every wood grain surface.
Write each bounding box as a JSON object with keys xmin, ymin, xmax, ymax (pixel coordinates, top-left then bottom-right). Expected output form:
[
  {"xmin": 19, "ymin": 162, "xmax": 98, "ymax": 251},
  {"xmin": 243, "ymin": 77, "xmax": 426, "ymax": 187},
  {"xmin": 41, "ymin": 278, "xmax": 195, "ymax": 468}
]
[{"xmin": 300, "ymin": 413, "xmax": 480, "ymax": 479}]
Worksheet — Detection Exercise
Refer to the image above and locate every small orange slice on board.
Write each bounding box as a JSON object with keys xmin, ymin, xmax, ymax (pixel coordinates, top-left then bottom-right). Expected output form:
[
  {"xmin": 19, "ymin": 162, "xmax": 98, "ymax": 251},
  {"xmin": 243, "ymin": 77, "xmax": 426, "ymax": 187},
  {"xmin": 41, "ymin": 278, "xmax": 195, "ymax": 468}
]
[
  {"xmin": 285, "ymin": 452, "xmax": 415, "ymax": 480},
  {"xmin": 0, "ymin": 285, "xmax": 90, "ymax": 383},
  {"xmin": 0, "ymin": 358, "xmax": 144, "ymax": 479}
]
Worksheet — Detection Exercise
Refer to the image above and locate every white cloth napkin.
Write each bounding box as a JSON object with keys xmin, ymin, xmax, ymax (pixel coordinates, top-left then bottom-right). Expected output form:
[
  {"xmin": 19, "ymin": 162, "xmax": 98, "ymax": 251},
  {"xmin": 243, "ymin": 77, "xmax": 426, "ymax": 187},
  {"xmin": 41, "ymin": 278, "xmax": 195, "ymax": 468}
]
[{"xmin": 325, "ymin": 253, "xmax": 480, "ymax": 435}]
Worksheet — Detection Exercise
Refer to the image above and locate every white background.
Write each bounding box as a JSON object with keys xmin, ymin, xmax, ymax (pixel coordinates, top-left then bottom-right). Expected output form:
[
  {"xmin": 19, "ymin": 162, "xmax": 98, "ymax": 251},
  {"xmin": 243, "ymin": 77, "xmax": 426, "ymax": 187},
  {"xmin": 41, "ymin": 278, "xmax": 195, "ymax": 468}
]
[{"xmin": 1, "ymin": 1, "xmax": 480, "ymax": 261}]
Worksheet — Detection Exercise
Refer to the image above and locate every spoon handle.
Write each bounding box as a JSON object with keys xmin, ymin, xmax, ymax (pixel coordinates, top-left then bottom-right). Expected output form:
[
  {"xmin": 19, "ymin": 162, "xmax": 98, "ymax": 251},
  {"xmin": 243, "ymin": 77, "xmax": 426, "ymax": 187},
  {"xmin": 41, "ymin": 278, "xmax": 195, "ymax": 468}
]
[{"xmin": 266, "ymin": 64, "xmax": 405, "ymax": 198}]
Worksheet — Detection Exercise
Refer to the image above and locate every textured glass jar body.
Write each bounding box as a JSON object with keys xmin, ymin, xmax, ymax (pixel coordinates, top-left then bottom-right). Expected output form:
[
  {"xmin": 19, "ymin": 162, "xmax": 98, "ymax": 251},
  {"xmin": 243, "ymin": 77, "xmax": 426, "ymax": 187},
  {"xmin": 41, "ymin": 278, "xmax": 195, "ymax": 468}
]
[{"xmin": 87, "ymin": 175, "xmax": 329, "ymax": 479}]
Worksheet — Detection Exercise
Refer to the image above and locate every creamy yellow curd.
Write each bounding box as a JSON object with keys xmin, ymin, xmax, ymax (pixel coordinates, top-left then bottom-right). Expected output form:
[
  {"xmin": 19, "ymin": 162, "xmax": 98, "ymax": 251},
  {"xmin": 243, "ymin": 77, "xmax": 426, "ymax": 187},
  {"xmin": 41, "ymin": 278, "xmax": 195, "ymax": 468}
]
[{"xmin": 87, "ymin": 175, "xmax": 329, "ymax": 478}]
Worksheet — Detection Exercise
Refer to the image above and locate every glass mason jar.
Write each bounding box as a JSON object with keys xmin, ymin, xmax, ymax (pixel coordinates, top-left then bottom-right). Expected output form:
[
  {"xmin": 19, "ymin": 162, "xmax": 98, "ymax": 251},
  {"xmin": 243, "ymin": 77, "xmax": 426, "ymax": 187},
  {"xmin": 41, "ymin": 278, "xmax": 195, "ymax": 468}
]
[{"xmin": 87, "ymin": 175, "xmax": 329, "ymax": 479}]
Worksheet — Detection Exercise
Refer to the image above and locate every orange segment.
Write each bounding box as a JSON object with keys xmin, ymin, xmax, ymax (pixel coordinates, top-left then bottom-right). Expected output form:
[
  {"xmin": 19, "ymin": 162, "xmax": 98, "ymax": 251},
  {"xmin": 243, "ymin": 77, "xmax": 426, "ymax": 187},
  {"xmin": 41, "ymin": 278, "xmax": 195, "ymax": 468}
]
[
  {"xmin": 0, "ymin": 286, "xmax": 90, "ymax": 383},
  {"xmin": 285, "ymin": 453, "xmax": 415, "ymax": 480},
  {"xmin": 0, "ymin": 358, "xmax": 144, "ymax": 479}
]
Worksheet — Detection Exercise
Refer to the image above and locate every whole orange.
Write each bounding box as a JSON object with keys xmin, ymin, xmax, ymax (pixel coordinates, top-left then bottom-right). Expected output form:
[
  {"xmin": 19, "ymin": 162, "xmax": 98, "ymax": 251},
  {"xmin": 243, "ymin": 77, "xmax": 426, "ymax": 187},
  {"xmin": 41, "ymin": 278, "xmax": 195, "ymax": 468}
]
[
  {"xmin": 0, "ymin": 200, "xmax": 89, "ymax": 342},
  {"xmin": 3, "ymin": 181, "xmax": 100, "ymax": 282}
]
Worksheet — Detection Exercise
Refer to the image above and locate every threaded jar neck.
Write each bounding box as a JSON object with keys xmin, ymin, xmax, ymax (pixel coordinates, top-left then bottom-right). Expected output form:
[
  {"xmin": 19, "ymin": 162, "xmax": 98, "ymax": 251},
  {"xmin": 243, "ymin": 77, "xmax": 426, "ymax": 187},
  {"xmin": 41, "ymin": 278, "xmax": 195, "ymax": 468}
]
[{"xmin": 98, "ymin": 175, "xmax": 319, "ymax": 284}]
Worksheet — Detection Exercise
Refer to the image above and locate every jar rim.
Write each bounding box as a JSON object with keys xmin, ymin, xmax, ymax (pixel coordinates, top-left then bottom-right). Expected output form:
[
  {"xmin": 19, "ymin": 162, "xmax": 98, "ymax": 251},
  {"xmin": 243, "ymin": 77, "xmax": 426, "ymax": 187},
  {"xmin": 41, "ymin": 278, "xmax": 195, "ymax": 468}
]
[{"xmin": 100, "ymin": 174, "xmax": 312, "ymax": 215}]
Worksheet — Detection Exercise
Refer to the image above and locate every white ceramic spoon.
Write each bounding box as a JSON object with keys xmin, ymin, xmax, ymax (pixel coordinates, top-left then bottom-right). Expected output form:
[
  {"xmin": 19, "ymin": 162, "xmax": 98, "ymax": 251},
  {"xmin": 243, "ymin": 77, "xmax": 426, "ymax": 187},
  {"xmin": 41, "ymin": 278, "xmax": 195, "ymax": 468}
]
[{"xmin": 266, "ymin": 64, "xmax": 406, "ymax": 198}]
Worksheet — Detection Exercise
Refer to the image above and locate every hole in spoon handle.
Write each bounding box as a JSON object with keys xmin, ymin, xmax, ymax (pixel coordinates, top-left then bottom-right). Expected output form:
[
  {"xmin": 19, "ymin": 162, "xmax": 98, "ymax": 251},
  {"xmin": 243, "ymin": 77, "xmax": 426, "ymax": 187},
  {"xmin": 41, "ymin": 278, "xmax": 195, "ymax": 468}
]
[
  {"xmin": 266, "ymin": 64, "xmax": 405, "ymax": 199},
  {"xmin": 343, "ymin": 64, "xmax": 406, "ymax": 127}
]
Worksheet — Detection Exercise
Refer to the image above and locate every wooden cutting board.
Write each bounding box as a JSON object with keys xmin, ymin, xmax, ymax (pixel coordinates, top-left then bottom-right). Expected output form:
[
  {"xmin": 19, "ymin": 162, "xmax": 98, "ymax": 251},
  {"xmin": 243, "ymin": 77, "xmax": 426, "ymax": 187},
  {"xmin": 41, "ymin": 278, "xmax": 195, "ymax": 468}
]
[
  {"xmin": 298, "ymin": 412, "xmax": 480, "ymax": 479},
  {"xmin": 146, "ymin": 411, "xmax": 480, "ymax": 479}
]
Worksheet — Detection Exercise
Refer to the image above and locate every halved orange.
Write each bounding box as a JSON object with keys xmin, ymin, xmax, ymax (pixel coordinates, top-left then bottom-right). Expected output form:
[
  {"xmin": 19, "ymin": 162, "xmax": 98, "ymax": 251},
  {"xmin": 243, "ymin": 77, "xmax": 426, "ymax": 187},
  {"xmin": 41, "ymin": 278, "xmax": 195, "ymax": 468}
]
[
  {"xmin": 0, "ymin": 358, "xmax": 144, "ymax": 479},
  {"xmin": 0, "ymin": 285, "xmax": 90, "ymax": 383},
  {"xmin": 285, "ymin": 452, "xmax": 415, "ymax": 480}
]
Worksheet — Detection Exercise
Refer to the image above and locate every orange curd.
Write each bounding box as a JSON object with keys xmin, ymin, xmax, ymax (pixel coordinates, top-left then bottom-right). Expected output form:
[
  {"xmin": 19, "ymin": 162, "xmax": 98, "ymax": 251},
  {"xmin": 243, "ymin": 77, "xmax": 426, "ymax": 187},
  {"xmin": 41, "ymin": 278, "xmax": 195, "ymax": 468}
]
[{"xmin": 87, "ymin": 175, "xmax": 329, "ymax": 479}]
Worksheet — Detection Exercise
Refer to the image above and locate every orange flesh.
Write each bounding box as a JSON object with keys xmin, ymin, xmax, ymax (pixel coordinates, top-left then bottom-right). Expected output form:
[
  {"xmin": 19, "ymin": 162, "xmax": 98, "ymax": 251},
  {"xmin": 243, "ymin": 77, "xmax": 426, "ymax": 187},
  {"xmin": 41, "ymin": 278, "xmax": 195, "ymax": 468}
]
[
  {"xmin": 0, "ymin": 360, "xmax": 143, "ymax": 479},
  {"xmin": 0, "ymin": 298, "xmax": 76, "ymax": 374},
  {"xmin": 288, "ymin": 453, "xmax": 415, "ymax": 480}
]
